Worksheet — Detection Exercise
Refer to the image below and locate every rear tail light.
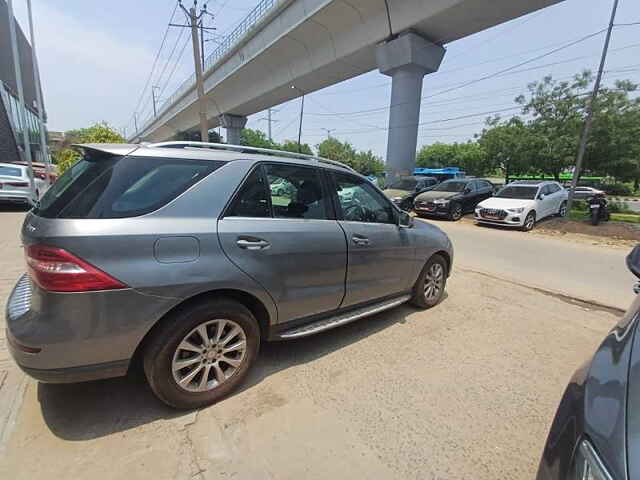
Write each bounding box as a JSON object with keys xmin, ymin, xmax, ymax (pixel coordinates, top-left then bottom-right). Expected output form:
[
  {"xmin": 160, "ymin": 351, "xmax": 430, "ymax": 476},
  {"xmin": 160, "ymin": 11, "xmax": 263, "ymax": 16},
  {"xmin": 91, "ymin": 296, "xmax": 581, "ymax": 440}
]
[
  {"xmin": 25, "ymin": 244, "xmax": 127, "ymax": 292},
  {"xmin": 6, "ymin": 182, "xmax": 29, "ymax": 187}
]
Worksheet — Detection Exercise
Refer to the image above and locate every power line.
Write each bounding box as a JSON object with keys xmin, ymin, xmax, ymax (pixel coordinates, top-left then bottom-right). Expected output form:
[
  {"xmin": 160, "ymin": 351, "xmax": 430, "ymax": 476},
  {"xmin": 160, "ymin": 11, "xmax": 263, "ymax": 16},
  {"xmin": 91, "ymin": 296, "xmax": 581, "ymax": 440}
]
[{"xmin": 130, "ymin": 1, "xmax": 179, "ymax": 131}]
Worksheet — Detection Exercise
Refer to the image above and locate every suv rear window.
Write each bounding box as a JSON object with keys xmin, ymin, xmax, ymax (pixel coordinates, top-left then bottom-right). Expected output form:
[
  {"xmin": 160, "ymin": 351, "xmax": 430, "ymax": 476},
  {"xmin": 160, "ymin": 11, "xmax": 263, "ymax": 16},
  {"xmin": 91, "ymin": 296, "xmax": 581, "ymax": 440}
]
[{"xmin": 34, "ymin": 152, "xmax": 223, "ymax": 218}]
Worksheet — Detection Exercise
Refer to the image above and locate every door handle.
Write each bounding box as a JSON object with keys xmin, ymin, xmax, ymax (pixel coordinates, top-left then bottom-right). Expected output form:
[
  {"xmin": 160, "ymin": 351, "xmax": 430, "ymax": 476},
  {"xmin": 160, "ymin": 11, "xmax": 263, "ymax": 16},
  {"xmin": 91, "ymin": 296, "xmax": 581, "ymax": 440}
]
[
  {"xmin": 236, "ymin": 238, "xmax": 270, "ymax": 250},
  {"xmin": 351, "ymin": 235, "xmax": 370, "ymax": 246}
]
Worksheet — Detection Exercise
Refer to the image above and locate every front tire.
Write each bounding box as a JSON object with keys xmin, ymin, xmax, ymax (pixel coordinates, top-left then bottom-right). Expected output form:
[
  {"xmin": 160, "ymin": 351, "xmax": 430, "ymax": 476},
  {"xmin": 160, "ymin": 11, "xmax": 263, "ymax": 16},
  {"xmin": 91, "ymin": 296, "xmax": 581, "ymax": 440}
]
[
  {"xmin": 143, "ymin": 299, "xmax": 260, "ymax": 409},
  {"xmin": 410, "ymin": 254, "xmax": 448, "ymax": 309},
  {"xmin": 449, "ymin": 202, "xmax": 463, "ymax": 221},
  {"xmin": 521, "ymin": 211, "xmax": 536, "ymax": 231}
]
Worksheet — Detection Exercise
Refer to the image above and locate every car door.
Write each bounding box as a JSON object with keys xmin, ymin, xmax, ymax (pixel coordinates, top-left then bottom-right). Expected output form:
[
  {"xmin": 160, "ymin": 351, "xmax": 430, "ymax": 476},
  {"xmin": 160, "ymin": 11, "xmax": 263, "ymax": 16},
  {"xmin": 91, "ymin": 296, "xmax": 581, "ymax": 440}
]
[
  {"xmin": 547, "ymin": 183, "xmax": 564, "ymax": 213},
  {"xmin": 462, "ymin": 181, "xmax": 479, "ymax": 212},
  {"xmin": 218, "ymin": 163, "xmax": 347, "ymax": 323},
  {"xmin": 331, "ymin": 171, "xmax": 415, "ymax": 308},
  {"xmin": 539, "ymin": 185, "xmax": 556, "ymax": 218},
  {"xmin": 476, "ymin": 180, "xmax": 494, "ymax": 203}
]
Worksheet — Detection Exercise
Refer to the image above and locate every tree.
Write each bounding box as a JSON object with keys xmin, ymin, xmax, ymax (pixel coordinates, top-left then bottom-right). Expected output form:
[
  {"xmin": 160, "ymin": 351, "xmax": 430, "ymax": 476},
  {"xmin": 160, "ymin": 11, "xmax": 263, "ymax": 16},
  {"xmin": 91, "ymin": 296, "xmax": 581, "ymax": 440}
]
[
  {"xmin": 280, "ymin": 139, "xmax": 313, "ymax": 155},
  {"xmin": 54, "ymin": 122, "xmax": 125, "ymax": 173},
  {"xmin": 416, "ymin": 143, "xmax": 459, "ymax": 169},
  {"xmin": 477, "ymin": 117, "xmax": 534, "ymax": 182},
  {"xmin": 175, "ymin": 129, "xmax": 222, "ymax": 143},
  {"xmin": 240, "ymin": 128, "xmax": 277, "ymax": 149},
  {"xmin": 353, "ymin": 150, "xmax": 384, "ymax": 176},
  {"xmin": 583, "ymin": 80, "xmax": 640, "ymax": 187},
  {"xmin": 515, "ymin": 72, "xmax": 591, "ymax": 180},
  {"xmin": 317, "ymin": 137, "xmax": 357, "ymax": 164}
]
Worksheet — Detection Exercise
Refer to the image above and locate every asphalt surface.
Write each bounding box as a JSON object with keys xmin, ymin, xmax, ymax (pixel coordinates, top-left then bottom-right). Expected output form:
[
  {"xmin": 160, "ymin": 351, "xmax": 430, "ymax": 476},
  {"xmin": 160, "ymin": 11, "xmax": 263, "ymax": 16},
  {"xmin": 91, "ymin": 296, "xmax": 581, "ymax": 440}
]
[
  {"xmin": 0, "ymin": 211, "xmax": 628, "ymax": 479},
  {"xmin": 428, "ymin": 217, "xmax": 636, "ymax": 310}
]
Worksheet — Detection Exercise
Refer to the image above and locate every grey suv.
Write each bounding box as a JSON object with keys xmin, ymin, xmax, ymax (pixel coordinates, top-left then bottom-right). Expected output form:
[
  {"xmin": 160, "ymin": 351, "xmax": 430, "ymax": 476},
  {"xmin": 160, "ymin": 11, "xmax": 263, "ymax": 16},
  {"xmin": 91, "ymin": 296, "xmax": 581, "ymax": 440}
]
[{"xmin": 6, "ymin": 142, "xmax": 453, "ymax": 409}]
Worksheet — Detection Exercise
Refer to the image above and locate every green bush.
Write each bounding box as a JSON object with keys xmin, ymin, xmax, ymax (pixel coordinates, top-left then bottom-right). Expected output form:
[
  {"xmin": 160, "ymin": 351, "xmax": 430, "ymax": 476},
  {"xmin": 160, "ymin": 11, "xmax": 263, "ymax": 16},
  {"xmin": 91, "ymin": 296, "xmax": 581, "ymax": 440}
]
[
  {"xmin": 599, "ymin": 183, "xmax": 633, "ymax": 196},
  {"xmin": 572, "ymin": 200, "xmax": 588, "ymax": 211},
  {"xmin": 608, "ymin": 201, "xmax": 635, "ymax": 214}
]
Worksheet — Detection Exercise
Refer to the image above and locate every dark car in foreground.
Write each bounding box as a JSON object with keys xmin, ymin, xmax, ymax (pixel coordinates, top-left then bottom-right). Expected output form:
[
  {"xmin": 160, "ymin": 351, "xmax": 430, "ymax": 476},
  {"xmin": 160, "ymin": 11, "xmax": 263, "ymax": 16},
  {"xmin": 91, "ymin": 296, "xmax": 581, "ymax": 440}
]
[
  {"xmin": 537, "ymin": 244, "xmax": 640, "ymax": 480},
  {"xmin": 382, "ymin": 176, "xmax": 438, "ymax": 210},
  {"xmin": 6, "ymin": 141, "xmax": 453, "ymax": 409},
  {"xmin": 413, "ymin": 178, "xmax": 494, "ymax": 221}
]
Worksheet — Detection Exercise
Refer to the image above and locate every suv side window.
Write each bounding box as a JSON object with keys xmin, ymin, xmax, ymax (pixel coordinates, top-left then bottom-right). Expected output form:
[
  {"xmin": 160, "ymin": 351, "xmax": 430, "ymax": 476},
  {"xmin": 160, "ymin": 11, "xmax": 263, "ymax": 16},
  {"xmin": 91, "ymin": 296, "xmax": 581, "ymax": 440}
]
[
  {"xmin": 265, "ymin": 164, "xmax": 330, "ymax": 220},
  {"xmin": 548, "ymin": 183, "xmax": 561, "ymax": 194},
  {"xmin": 333, "ymin": 172, "xmax": 396, "ymax": 224},
  {"xmin": 226, "ymin": 167, "xmax": 270, "ymax": 218},
  {"xmin": 479, "ymin": 181, "xmax": 492, "ymax": 191},
  {"xmin": 466, "ymin": 181, "xmax": 477, "ymax": 193}
]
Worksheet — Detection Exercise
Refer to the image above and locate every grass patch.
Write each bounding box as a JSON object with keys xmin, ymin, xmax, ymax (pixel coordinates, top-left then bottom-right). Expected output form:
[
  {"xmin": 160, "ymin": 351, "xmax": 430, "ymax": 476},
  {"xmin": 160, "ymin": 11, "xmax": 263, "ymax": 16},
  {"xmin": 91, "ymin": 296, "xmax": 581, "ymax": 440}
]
[{"xmin": 569, "ymin": 210, "xmax": 640, "ymax": 224}]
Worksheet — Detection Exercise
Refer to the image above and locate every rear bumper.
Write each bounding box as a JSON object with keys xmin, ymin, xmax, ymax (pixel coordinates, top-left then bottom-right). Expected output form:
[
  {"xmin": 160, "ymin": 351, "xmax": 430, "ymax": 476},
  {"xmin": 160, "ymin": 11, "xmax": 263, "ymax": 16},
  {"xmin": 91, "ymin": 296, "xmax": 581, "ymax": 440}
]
[
  {"xmin": 0, "ymin": 193, "xmax": 32, "ymax": 204},
  {"xmin": 5, "ymin": 274, "xmax": 177, "ymax": 381},
  {"xmin": 18, "ymin": 359, "xmax": 129, "ymax": 383}
]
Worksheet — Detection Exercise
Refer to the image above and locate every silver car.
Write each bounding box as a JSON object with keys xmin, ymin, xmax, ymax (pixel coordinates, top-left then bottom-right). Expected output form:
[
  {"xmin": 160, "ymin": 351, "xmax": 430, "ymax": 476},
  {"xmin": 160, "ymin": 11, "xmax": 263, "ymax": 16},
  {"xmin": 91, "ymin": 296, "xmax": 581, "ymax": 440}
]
[{"xmin": 6, "ymin": 142, "xmax": 453, "ymax": 409}]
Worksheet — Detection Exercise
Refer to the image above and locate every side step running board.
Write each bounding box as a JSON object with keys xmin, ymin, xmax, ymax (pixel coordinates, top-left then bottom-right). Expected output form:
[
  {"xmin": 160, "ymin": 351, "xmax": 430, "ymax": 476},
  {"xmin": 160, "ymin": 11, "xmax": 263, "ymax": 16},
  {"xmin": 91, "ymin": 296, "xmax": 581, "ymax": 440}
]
[{"xmin": 277, "ymin": 295, "xmax": 412, "ymax": 339}]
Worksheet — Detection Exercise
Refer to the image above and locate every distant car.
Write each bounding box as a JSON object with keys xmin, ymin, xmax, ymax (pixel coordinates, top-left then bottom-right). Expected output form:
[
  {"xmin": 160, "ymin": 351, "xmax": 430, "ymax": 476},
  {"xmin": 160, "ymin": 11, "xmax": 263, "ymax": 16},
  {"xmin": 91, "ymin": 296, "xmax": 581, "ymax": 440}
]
[
  {"xmin": 13, "ymin": 161, "xmax": 57, "ymax": 184},
  {"xmin": 383, "ymin": 176, "xmax": 439, "ymax": 210},
  {"xmin": 537, "ymin": 244, "xmax": 640, "ymax": 480},
  {"xmin": 414, "ymin": 178, "xmax": 494, "ymax": 221},
  {"xmin": 0, "ymin": 162, "xmax": 45, "ymax": 206},
  {"xmin": 566, "ymin": 186, "xmax": 605, "ymax": 200},
  {"xmin": 475, "ymin": 180, "xmax": 567, "ymax": 231}
]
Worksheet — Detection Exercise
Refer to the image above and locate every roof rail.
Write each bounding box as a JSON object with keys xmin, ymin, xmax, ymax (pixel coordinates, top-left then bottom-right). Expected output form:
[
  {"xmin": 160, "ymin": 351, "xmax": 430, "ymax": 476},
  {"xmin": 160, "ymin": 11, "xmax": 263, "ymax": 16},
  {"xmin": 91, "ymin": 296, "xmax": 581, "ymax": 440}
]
[{"xmin": 147, "ymin": 141, "xmax": 356, "ymax": 172}]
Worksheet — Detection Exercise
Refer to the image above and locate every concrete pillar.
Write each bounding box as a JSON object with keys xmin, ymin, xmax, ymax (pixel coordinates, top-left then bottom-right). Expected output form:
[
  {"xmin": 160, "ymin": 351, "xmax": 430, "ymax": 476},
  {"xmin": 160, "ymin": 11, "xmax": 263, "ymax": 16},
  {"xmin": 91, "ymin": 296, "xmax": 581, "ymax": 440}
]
[
  {"xmin": 376, "ymin": 33, "xmax": 445, "ymax": 185},
  {"xmin": 220, "ymin": 114, "xmax": 247, "ymax": 145}
]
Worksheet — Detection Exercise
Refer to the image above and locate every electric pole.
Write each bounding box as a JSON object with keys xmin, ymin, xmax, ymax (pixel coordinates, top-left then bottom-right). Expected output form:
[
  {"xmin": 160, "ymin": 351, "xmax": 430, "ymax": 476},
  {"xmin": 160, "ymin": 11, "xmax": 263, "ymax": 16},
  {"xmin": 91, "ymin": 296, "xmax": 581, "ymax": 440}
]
[
  {"xmin": 7, "ymin": 0, "xmax": 35, "ymax": 197},
  {"xmin": 291, "ymin": 86, "xmax": 305, "ymax": 153},
  {"xmin": 259, "ymin": 108, "xmax": 279, "ymax": 141},
  {"xmin": 322, "ymin": 128, "xmax": 335, "ymax": 140},
  {"xmin": 179, "ymin": 1, "xmax": 209, "ymax": 142},
  {"xmin": 26, "ymin": 0, "xmax": 51, "ymax": 186},
  {"xmin": 567, "ymin": 0, "xmax": 619, "ymax": 212},
  {"xmin": 134, "ymin": 112, "xmax": 139, "ymax": 133}
]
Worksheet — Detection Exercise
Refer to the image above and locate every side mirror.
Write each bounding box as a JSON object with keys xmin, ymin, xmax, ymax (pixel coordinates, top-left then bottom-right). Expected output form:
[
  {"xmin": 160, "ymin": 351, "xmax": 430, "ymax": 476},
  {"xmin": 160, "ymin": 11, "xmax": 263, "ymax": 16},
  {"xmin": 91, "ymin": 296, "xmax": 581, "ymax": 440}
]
[
  {"xmin": 464, "ymin": 187, "xmax": 472, "ymax": 194},
  {"xmin": 627, "ymin": 245, "xmax": 640, "ymax": 280},
  {"xmin": 398, "ymin": 211, "xmax": 413, "ymax": 228},
  {"xmin": 538, "ymin": 193, "xmax": 546, "ymax": 200}
]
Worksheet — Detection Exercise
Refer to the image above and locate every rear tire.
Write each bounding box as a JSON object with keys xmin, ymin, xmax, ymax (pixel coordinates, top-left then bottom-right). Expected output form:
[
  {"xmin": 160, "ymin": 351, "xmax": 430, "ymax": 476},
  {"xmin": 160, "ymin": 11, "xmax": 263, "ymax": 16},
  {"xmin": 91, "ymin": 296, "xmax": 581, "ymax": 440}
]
[
  {"xmin": 143, "ymin": 299, "xmax": 260, "ymax": 409},
  {"xmin": 521, "ymin": 211, "xmax": 536, "ymax": 231},
  {"xmin": 557, "ymin": 201, "xmax": 567, "ymax": 217},
  {"xmin": 410, "ymin": 254, "xmax": 448, "ymax": 309},
  {"xmin": 591, "ymin": 209, "xmax": 600, "ymax": 225}
]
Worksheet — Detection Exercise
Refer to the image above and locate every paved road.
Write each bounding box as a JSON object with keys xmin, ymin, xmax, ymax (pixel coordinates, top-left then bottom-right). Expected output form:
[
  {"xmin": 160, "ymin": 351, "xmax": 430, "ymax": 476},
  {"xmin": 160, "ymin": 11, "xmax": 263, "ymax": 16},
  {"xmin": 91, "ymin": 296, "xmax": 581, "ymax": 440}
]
[
  {"xmin": 0, "ymin": 211, "xmax": 626, "ymax": 479},
  {"xmin": 428, "ymin": 218, "xmax": 637, "ymax": 310}
]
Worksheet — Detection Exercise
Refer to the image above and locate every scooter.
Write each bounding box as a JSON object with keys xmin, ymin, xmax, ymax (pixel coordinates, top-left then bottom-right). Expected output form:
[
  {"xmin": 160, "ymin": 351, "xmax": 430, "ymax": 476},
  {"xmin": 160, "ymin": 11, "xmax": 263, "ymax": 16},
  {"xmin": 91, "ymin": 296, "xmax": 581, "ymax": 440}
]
[{"xmin": 588, "ymin": 193, "xmax": 610, "ymax": 226}]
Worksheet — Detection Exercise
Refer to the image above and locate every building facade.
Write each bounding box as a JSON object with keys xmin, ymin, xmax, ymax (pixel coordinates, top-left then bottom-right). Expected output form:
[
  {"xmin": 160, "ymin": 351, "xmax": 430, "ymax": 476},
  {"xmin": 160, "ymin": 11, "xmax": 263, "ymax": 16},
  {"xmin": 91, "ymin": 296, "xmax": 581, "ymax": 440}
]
[{"xmin": 0, "ymin": 0, "xmax": 46, "ymax": 165}]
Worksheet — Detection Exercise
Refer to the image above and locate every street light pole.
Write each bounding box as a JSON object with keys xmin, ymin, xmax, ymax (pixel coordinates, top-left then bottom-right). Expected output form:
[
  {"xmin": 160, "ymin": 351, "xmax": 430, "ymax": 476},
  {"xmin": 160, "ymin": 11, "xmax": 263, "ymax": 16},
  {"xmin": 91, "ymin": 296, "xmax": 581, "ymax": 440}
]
[
  {"xmin": 7, "ymin": 0, "xmax": 35, "ymax": 197},
  {"xmin": 291, "ymin": 86, "xmax": 305, "ymax": 153},
  {"xmin": 152, "ymin": 86, "xmax": 159, "ymax": 117},
  {"xmin": 322, "ymin": 128, "xmax": 335, "ymax": 140},
  {"xmin": 567, "ymin": 0, "xmax": 619, "ymax": 212}
]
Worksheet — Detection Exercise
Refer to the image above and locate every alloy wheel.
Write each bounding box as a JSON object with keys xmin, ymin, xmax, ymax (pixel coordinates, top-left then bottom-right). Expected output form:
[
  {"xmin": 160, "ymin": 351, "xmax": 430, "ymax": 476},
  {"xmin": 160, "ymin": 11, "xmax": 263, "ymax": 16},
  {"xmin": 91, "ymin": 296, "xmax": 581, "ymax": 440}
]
[
  {"xmin": 171, "ymin": 319, "xmax": 247, "ymax": 393},
  {"xmin": 559, "ymin": 202, "xmax": 567, "ymax": 217},
  {"xmin": 525, "ymin": 213, "xmax": 535, "ymax": 231},
  {"xmin": 451, "ymin": 204, "xmax": 462, "ymax": 220},
  {"xmin": 424, "ymin": 263, "xmax": 444, "ymax": 301}
]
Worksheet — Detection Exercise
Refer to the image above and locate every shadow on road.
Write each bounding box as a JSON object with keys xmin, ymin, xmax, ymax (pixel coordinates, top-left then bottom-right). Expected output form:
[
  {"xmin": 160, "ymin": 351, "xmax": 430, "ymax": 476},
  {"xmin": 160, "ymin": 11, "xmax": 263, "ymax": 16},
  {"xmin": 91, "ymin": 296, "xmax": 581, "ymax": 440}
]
[{"xmin": 36, "ymin": 299, "xmax": 443, "ymax": 441}]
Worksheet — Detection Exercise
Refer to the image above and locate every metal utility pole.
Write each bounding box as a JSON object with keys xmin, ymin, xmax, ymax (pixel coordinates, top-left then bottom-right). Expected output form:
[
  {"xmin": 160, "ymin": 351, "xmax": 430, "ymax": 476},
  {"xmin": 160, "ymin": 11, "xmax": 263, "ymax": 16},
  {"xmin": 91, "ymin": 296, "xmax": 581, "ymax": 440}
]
[
  {"xmin": 26, "ymin": 0, "xmax": 51, "ymax": 186},
  {"xmin": 567, "ymin": 0, "xmax": 619, "ymax": 212},
  {"xmin": 259, "ymin": 108, "xmax": 279, "ymax": 141},
  {"xmin": 179, "ymin": 1, "xmax": 209, "ymax": 142},
  {"xmin": 151, "ymin": 86, "xmax": 159, "ymax": 117},
  {"xmin": 7, "ymin": 0, "xmax": 35, "ymax": 196},
  {"xmin": 134, "ymin": 112, "xmax": 139, "ymax": 133},
  {"xmin": 291, "ymin": 86, "xmax": 305, "ymax": 153},
  {"xmin": 321, "ymin": 128, "xmax": 335, "ymax": 140}
]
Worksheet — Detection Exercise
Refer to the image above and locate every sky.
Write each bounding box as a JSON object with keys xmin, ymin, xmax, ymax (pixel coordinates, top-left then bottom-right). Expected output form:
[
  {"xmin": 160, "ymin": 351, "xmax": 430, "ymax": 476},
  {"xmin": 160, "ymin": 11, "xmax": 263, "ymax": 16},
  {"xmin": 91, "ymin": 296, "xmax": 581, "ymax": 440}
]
[{"xmin": 9, "ymin": 0, "xmax": 640, "ymax": 159}]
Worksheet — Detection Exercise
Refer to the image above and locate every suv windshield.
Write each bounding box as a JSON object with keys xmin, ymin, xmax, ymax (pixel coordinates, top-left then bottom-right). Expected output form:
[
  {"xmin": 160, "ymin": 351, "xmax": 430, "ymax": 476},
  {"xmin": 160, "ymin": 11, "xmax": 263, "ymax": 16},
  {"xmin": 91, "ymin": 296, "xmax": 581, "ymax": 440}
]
[
  {"xmin": 432, "ymin": 181, "xmax": 467, "ymax": 193},
  {"xmin": 34, "ymin": 152, "xmax": 223, "ymax": 218},
  {"xmin": 388, "ymin": 178, "xmax": 417, "ymax": 190},
  {"xmin": 496, "ymin": 186, "xmax": 538, "ymax": 200}
]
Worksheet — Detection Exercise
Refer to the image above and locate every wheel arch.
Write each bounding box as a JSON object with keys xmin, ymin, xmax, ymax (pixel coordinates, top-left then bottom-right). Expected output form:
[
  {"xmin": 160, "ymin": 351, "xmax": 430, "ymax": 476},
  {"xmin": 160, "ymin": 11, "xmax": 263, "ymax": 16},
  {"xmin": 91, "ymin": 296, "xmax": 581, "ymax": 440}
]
[
  {"xmin": 128, "ymin": 288, "xmax": 272, "ymax": 374},
  {"xmin": 433, "ymin": 250, "xmax": 452, "ymax": 277}
]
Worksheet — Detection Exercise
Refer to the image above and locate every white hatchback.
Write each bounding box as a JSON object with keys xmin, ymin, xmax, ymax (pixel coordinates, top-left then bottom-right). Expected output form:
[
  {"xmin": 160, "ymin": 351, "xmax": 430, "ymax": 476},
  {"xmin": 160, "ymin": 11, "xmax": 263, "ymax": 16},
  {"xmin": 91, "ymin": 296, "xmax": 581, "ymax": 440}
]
[{"xmin": 474, "ymin": 181, "xmax": 568, "ymax": 231}]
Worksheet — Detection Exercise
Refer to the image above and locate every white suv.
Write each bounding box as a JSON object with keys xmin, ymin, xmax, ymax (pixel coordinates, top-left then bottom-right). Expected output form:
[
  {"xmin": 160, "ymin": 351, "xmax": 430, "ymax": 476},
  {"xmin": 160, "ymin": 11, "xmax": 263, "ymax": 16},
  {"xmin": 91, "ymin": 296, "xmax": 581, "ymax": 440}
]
[{"xmin": 474, "ymin": 180, "xmax": 568, "ymax": 231}]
